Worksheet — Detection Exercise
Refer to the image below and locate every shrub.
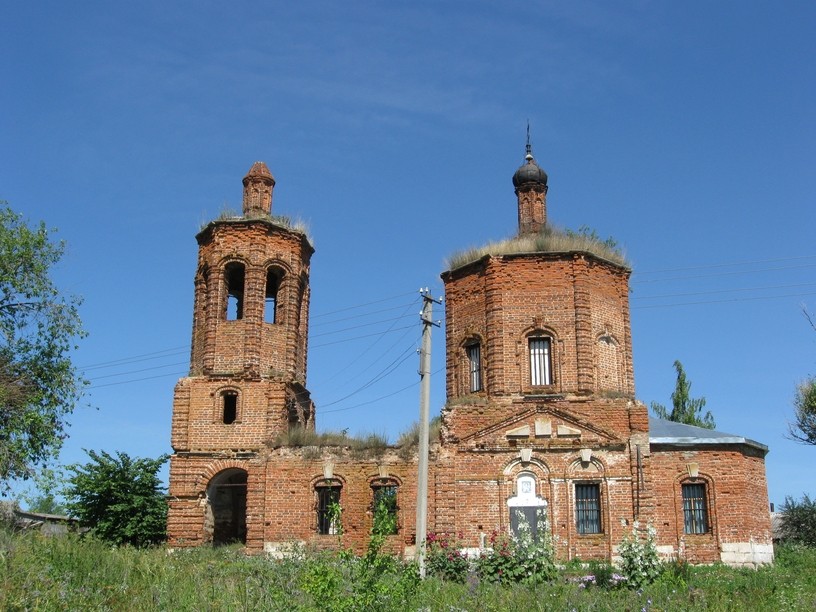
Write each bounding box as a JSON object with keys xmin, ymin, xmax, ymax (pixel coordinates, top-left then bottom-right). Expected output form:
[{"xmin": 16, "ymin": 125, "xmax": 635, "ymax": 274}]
[
  {"xmin": 425, "ymin": 532, "xmax": 470, "ymax": 583},
  {"xmin": 780, "ymin": 494, "xmax": 816, "ymax": 546},
  {"xmin": 64, "ymin": 450, "xmax": 168, "ymax": 547},
  {"xmin": 477, "ymin": 509, "xmax": 556, "ymax": 585},
  {"xmin": 617, "ymin": 522, "xmax": 661, "ymax": 589}
]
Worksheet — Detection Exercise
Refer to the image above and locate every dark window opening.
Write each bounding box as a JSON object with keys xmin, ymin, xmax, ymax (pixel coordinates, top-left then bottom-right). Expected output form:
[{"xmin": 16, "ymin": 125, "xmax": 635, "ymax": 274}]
[
  {"xmin": 222, "ymin": 391, "xmax": 238, "ymax": 424},
  {"xmin": 529, "ymin": 337, "xmax": 553, "ymax": 386},
  {"xmin": 225, "ymin": 262, "xmax": 245, "ymax": 320},
  {"xmin": 316, "ymin": 484, "xmax": 341, "ymax": 535},
  {"xmin": 576, "ymin": 483, "xmax": 602, "ymax": 534},
  {"xmin": 682, "ymin": 483, "xmax": 709, "ymax": 534},
  {"xmin": 467, "ymin": 343, "xmax": 482, "ymax": 392},
  {"xmin": 265, "ymin": 269, "xmax": 279, "ymax": 324},
  {"xmin": 372, "ymin": 484, "xmax": 398, "ymax": 535}
]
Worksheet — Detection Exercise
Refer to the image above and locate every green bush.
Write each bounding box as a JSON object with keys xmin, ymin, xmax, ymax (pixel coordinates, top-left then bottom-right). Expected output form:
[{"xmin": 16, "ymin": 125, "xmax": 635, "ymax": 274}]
[
  {"xmin": 64, "ymin": 450, "xmax": 168, "ymax": 547},
  {"xmin": 425, "ymin": 532, "xmax": 470, "ymax": 583},
  {"xmin": 780, "ymin": 494, "xmax": 816, "ymax": 546},
  {"xmin": 617, "ymin": 522, "xmax": 661, "ymax": 589},
  {"xmin": 477, "ymin": 510, "xmax": 556, "ymax": 586}
]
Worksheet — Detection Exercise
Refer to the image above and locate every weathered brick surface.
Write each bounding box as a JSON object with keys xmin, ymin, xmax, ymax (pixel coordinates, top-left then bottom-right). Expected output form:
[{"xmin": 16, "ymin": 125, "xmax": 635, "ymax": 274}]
[
  {"xmin": 649, "ymin": 445, "xmax": 773, "ymax": 564},
  {"xmin": 167, "ymin": 161, "xmax": 772, "ymax": 565}
]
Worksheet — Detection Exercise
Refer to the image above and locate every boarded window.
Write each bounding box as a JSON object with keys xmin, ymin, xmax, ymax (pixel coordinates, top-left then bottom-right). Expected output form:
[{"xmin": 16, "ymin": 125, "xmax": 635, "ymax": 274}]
[
  {"xmin": 576, "ymin": 483, "xmax": 602, "ymax": 534},
  {"xmin": 529, "ymin": 337, "xmax": 552, "ymax": 386},
  {"xmin": 682, "ymin": 483, "xmax": 709, "ymax": 534}
]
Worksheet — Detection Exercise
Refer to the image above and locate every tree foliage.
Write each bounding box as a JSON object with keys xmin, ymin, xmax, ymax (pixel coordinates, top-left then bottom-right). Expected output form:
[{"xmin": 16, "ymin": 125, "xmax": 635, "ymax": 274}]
[
  {"xmin": 788, "ymin": 307, "xmax": 816, "ymax": 445},
  {"xmin": 65, "ymin": 450, "xmax": 168, "ymax": 547},
  {"xmin": 789, "ymin": 377, "xmax": 816, "ymax": 445},
  {"xmin": 651, "ymin": 360, "xmax": 715, "ymax": 429},
  {"xmin": 0, "ymin": 205, "xmax": 86, "ymax": 488},
  {"xmin": 780, "ymin": 494, "xmax": 816, "ymax": 546}
]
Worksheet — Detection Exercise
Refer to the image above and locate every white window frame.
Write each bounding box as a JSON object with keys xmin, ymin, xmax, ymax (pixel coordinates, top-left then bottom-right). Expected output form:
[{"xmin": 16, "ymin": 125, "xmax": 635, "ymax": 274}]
[
  {"xmin": 466, "ymin": 343, "xmax": 482, "ymax": 392},
  {"xmin": 529, "ymin": 337, "xmax": 553, "ymax": 386}
]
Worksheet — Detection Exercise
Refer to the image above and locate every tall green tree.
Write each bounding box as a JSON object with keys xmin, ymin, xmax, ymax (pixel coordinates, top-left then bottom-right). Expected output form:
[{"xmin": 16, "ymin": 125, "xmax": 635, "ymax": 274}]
[
  {"xmin": 0, "ymin": 205, "xmax": 86, "ymax": 489},
  {"xmin": 651, "ymin": 360, "xmax": 715, "ymax": 429},
  {"xmin": 65, "ymin": 450, "xmax": 168, "ymax": 547}
]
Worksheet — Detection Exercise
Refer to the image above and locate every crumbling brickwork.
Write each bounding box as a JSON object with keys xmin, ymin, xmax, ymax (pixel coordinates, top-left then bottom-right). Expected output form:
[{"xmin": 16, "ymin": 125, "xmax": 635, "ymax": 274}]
[{"xmin": 167, "ymin": 156, "xmax": 773, "ymax": 566}]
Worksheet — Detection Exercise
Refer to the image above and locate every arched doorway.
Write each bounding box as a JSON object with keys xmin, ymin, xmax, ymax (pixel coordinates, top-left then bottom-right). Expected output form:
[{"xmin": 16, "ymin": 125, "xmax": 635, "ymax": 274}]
[
  {"xmin": 508, "ymin": 473, "xmax": 548, "ymax": 542},
  {"xmin": 206, "ymin": 469, "xmax": 247, "ymax": 546}
]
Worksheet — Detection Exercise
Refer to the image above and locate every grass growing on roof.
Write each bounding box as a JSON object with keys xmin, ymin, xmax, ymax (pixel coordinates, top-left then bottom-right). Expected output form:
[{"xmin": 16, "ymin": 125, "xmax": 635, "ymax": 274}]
[{"xmin": 446, "ymin": 224, "xmax": 628, "ymax": 271}]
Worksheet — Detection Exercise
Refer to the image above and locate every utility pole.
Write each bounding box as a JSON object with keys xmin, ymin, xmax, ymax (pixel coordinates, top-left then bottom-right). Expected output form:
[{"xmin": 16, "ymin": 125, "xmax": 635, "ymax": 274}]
[{"xmin": 416, "ymin": 288, "xmax": 441, "ymax": 578}]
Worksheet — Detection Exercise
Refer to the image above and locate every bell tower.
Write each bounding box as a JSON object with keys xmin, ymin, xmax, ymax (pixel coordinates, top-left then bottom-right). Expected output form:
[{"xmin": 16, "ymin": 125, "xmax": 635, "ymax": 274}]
[{"xmin": 168, "ymin": 162, "xmax": 314, "ymax": 547}]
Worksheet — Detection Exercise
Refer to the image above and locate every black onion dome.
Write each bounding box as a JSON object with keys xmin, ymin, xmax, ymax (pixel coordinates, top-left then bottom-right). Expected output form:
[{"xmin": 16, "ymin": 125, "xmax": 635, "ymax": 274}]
[{"xmin": 512, "ymin": 152, "xmax": 548, "ymax": 189}]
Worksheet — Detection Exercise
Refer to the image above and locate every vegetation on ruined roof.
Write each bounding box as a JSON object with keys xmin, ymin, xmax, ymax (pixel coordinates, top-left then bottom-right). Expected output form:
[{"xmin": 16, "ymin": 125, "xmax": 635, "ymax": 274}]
[
  {"xmin": 269, "ymin": 418, "xmax": 442, "ymax": 461},
  {"xmin": 445, "ymin": 224, "xmax": 629, "ymax": 271},
  {"xmin": 395, "ymin": 416, "xmax": 442, "ymax": 459},
  {"xmin": 200, "ymin": 206, "xmax": 313, "ymax": 244},
  {"xmin": 269, "ymin": 427, "xmax": 388, "ymax": 459}
]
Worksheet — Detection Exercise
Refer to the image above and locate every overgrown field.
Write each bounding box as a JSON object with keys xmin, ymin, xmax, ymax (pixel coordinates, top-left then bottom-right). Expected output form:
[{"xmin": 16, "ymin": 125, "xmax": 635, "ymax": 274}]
[{"xmin": 2, "ymin": 527, "xmax": 816, "ymax": 611}]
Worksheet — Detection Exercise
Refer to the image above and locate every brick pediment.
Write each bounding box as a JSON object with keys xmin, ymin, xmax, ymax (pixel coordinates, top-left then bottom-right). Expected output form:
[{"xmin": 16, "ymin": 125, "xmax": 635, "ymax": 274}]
[{"xmin": 458, "ymin": 405, "xmax": 622, "ymax": 448}]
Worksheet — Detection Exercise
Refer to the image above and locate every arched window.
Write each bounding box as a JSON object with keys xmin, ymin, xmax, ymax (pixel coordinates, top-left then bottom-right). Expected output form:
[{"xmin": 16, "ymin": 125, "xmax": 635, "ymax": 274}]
[
  {"xmin": 529, "ymin": 336, "xmax": 553, "ymax": 386},
  {"xmin": 466, "ymin": 341, "xmax": 482, "ymax": 392},
  {"xmin": 575, "ymin": 483, "xmax": 602, "ymax": 534},
  {"xmin": 224, "ymin": 262, "xmax": 245, "ymax": 320},
  {"xmin": 316, "ymin": 479, "xmax": 342, "ymax": 535},
  {"xmin": 508, "ymin": 473, "xmax": 548, "ymax": 542},
  {"xmin": 371, "ymin": 480, "xmax": 399, "ymax": 535},
  {"xmin": 682, "ymin": 481, "xmax": 709, "ymax": 534},
  {"xmin": 264, "ymin": 268, "xmax": 280, "ymax": 324},
  {"xmin": 220, "ymin": 390, "xmax": 238, "ymax": 424}
]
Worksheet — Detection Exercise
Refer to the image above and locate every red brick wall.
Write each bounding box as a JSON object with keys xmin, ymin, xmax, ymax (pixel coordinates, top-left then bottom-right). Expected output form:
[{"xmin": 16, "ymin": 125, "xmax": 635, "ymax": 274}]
[
  {"xmin": 168, "ymin": 166, "xmax": 772, "ymax": 566},
  {"xmin": 442, "ymin": 252, "xmax": 633, "ymax": 407},
  {"xmin": 650, "ymin": 445, "xmax": 772, "ymax": 564},
  {"xmin": 191, "ymin": 220, "xmax": 312, "ymax": 383}
]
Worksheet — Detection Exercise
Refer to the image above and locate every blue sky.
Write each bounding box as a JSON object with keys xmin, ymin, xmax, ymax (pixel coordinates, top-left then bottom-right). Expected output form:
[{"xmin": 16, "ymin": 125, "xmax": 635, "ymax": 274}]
[{"xmin": 1, "ymin": 1, "xmax": 814, "ymax": 507}]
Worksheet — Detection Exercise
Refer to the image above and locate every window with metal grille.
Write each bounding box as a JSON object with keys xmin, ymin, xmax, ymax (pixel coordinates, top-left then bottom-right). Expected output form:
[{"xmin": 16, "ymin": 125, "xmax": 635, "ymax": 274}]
[
  {"xmin": 575, "ymin": 483, "xmax": 601, "ymax": 534},
  {"xmin": 529, "ymin": 337, "xmax": 552, "ymax": 386},
  {"xmin": 466, "ymin": 343, "xmax": 482, "ymax": 392},
  {"xmin": 316, "ymin": 484, "xmax": 341, "ymax": 535},
  {"xmin": 682, "ymin": 483, "xmax": 709, "ymax": 534}
]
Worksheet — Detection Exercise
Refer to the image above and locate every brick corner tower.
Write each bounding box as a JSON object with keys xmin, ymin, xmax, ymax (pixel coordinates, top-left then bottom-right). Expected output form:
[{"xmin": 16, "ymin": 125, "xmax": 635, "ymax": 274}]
[{"xmin": 168, "ymin": 162, "xmax": 314, "ymax": 547}]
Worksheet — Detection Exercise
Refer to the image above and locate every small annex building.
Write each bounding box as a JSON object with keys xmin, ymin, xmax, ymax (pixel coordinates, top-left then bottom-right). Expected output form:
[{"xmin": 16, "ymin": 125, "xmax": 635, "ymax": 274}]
[{"xmin": 167, "ymin": 150, "xmax": 773, "ymax": 566}]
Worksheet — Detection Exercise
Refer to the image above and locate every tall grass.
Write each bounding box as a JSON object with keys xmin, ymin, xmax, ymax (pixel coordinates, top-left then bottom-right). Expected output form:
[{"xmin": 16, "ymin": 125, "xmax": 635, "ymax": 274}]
[
  {"xmin": 269, "ymin": 427, "xmax": 389, "ymax": 459},
  {"xmin": 3, "ymin": 526, "xmax": 816, "ymax": 611}
]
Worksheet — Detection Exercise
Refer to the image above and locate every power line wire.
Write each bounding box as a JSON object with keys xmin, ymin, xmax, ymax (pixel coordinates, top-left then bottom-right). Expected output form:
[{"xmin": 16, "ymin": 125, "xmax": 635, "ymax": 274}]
[
  {"xmin": 633, "ymin": 281, "xmax": 816, "ymax": 301},
  {"xmin": 632, "ymin": 290, "xmax": 816, "ymax": 310},
  {"xmin": 633, "ymin": 254, "xmax": 816, "ymax": 276}
]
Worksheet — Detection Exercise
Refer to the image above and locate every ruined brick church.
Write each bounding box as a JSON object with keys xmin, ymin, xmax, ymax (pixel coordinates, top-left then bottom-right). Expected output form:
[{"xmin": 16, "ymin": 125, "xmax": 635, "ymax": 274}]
[{"xmin": 167, "ymin": 148, "xmax": 773, "ymax": 566}]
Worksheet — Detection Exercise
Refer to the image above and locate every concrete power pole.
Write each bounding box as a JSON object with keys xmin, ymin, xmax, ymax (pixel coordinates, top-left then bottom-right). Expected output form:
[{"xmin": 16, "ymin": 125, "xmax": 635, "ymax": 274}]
[{"xmin": 416, "ymin": 288, "xmax": 440, "ymax": 578}]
